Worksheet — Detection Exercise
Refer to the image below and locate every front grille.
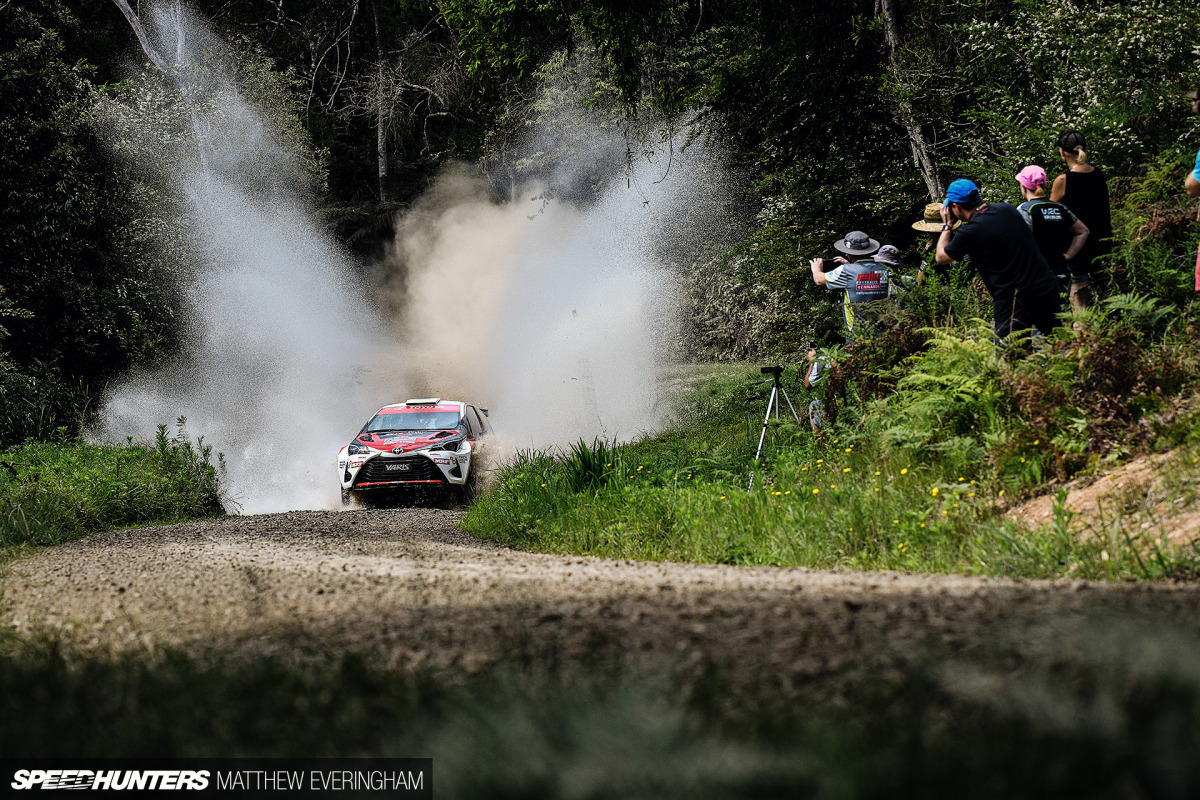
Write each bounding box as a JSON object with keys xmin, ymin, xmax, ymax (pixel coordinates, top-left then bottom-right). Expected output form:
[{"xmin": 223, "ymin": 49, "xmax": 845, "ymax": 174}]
[{"xmin": 354, "ymin": 455, "xmax": 445, "ymax": 485}]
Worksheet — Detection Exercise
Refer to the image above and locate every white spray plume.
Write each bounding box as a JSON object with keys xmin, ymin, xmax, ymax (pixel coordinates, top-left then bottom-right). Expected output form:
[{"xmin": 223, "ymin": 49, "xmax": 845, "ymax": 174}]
[
  {"xmin": 95, "ymin": 3, "xmax": 736, "ymax": 512},
  {"xmin": 390, "ymin": 164, "xmax": 691, "ymax": 456}
]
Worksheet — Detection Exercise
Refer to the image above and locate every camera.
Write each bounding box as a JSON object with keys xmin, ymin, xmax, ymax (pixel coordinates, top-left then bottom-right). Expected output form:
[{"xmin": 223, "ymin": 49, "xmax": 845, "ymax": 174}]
[{"xmin": 760, "ymin": 365, "xmax": 783, "ymax": 377}]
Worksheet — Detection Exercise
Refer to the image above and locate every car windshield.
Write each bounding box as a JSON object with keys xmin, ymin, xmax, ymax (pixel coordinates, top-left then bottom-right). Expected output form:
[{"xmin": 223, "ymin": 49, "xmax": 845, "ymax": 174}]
[{"xmin": 366, "ymin": 411, "xmax": 460, "ymax": 432}]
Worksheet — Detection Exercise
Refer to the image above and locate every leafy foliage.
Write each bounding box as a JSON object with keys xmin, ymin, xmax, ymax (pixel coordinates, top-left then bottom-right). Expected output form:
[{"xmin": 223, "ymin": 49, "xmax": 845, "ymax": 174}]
[
  {"xmin": 0, "ymin": 420, "xmax": 224, "ymax": 552},
  {"xmin": 0, "ymin": 1, "xmax": 183, "ymax": 443}
]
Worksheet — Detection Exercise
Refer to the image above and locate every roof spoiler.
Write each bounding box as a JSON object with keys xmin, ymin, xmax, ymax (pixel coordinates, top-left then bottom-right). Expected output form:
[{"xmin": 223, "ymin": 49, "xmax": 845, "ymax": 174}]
[{"xmin": 405, "ymin": 397, "xmax": 441, "ymax": 405}]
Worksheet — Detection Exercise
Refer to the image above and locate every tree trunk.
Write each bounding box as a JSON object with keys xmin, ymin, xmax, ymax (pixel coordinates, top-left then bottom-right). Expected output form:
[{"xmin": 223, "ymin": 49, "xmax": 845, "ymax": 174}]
[
  {"xmin": 110, "ymin": 0, "xmax": 210, "ymax": 171},
  {"xmin": 371, "ymin": 0, "xmax": 389, "ymax": 203},
  {"xmin": 879, "ymin": 0, "xmax": 943, "ymax": 200}
]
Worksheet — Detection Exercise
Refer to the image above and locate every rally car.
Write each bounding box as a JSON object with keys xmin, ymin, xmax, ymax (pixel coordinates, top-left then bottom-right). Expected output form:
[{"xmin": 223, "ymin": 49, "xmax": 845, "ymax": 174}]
[{"xmin": 338, "ymin": 398, "xmax": 489, "ymax": 506}]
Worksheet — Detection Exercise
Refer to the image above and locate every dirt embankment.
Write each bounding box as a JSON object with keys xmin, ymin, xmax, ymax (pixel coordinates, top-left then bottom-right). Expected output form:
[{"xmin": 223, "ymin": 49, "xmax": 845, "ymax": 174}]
[
  {"xmin": 5, "ymin": 509, "xmax": 1200, "ymax": 689},
  {"xmin": 1011, "ymin": 450, "xmax": 1200, "ymax": 548}
]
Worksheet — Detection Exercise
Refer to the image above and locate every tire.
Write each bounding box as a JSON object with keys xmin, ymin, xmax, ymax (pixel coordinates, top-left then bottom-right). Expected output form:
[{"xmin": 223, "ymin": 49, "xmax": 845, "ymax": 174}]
[{"xmin": 457, "ymin": 470, "xmax": 479, "ymax": 506}]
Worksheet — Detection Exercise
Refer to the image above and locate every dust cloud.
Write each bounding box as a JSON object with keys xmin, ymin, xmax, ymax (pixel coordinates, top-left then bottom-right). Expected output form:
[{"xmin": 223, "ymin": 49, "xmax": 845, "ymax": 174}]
[
  {"xmin": 388, "ymin": 162, "xmax": 690, "ymax": 458},
  {"xmin": 94, "ymin": 3, "xmax": 735, "ymax": 513}
]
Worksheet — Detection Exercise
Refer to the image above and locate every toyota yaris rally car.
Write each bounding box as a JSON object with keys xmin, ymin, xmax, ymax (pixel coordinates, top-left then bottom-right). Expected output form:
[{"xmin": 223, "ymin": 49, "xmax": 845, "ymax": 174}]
[{"xmin": 338, "ymin": 398, "xmax": 488, "ymax": 506}]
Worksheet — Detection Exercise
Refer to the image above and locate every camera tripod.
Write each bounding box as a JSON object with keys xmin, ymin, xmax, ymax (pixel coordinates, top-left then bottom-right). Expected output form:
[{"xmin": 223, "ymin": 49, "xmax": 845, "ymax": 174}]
[{"xmin": 748, "ymin": 365, "xmax": 802, "ymax": 490}]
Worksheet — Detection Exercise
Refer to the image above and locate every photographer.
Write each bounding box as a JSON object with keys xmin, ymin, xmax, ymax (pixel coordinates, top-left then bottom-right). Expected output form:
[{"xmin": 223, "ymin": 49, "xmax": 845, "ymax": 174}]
[
  {"xmin": 935, "ymin": 179, "xmax": 1063, "ymax": 339},
  {"xmin": 808, "ymin": 230, "xmax": 892, "ymax": 339},
  {"xmin": 805, "ymin": 320, "xmax": 841, "ymax": 433}
]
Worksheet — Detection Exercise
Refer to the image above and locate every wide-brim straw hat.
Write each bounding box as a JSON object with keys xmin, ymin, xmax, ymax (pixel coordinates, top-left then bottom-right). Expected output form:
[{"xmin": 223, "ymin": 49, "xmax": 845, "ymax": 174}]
[{"xmin": 912, "ymin": 202, "xmax": 944, "ymax": 233}]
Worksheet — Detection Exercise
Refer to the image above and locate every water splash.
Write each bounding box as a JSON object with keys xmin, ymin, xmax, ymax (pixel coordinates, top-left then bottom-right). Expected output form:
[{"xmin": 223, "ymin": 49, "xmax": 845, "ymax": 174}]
[{"xmin": 95, "ymin": 3, "xmax": 737, "ymax": 512}]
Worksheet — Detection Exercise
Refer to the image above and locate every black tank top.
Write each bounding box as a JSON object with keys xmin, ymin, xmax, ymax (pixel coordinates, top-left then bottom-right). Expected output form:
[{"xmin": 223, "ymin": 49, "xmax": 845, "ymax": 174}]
[{"xmin": 1060, "ymin": 169, "xmax": 1112, "ymax": 270}]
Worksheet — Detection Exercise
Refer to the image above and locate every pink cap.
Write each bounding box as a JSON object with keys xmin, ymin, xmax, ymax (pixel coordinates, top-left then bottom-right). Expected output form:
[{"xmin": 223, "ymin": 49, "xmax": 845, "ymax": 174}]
[{"xmin": 1015, "ymin": 165, "xmax": 1047, "ymax": 191}]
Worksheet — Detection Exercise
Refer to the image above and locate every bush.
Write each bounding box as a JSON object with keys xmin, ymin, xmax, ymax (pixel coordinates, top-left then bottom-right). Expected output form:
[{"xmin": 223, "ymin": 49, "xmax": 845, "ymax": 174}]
[{"xmin": 0, "ymin": 419, "xmax": 224, "ymax": 551}]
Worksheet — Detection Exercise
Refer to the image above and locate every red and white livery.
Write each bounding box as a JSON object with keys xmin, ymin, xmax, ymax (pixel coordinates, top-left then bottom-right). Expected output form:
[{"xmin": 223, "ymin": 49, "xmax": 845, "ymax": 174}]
[{"xmin": 337, "ymin": 398, "xmax": 489, "ymax": 506}]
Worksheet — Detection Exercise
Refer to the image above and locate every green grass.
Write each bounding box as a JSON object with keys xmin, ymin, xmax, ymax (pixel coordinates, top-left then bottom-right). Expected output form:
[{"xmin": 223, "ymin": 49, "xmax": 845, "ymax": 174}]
[
  {"xmin": 464, "ymin": 364, "xmax": 1200, "ymax": 581},
  {"xmin": 0, "ymin": 420, "xmax": 224, "ymax": 557},
  {"xmin": 6, "ymin": 615, "xmax": 1200, "ymax": 797}
]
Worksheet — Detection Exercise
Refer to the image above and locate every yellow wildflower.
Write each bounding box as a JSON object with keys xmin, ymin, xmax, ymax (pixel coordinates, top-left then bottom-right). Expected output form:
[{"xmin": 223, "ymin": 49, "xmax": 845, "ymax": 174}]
[
  {"xmin": 900, "ymin": 468, "xmax": 908, "ymax": 475},
  {"xmin": 843, "ymin": 467, "xmax": 851, "ymax": 473},
  {"xmin": 812, "ymin": 488, "xmax": 819, "ymax": 494},
  {"xmin": 931, "ymin": 487, "xmax": 939, "ymax": 496}
]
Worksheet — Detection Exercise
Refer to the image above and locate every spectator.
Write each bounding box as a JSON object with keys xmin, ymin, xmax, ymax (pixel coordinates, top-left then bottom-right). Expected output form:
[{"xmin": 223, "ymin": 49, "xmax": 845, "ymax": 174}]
[
  {"xmin": 911, "ymin": 202, "xmax": 946, "ymax": 286},
  {"xmin": 934, "ymin": 179, "xmax": 1063, "ymax": 339},
  {"xmin": 874, "ymin": 244, "xmax": 917, "ymax": 295},
  {"xmin": 808, "ymin": 231, "xmax": 891, "ymax": 339},
  {"xmin": 1187, "ymin": 89, "xmax": 1200, "ymax": 200},
  {"xmin": 804, "ymin": 319, "xmax": 841, "ymax": 433},
  {"xmin": 1015, "ymin": 164, "xmax": 1089, "ymax": 301},
  {"xmin": 1187, "ymin": 89, "xmax": 1200, "ymax": 292},
  {"xmin": 1050, "ymin": 130, "xmax": 1112, "ymax": 309}
]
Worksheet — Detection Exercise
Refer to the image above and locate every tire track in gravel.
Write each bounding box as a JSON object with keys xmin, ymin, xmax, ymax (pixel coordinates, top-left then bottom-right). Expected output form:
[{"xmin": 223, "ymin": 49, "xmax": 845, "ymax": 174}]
[{"xmin": 5, "ymin": 509, "xmax": 1200, "ymax": 690}]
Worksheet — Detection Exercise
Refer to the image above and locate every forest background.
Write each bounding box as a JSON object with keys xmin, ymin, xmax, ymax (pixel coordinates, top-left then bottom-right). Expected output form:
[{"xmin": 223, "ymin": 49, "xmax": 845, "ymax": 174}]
[{"xmin": 2, "ymin": 0, "xmax": 1200, "ymax": 448}]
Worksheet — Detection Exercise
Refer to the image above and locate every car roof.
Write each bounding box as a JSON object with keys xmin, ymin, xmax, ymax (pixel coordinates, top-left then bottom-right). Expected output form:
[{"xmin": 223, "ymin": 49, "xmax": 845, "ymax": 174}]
[{"xmin": 375, "ymin": 400, "xmax": 466, "ymax": 415}]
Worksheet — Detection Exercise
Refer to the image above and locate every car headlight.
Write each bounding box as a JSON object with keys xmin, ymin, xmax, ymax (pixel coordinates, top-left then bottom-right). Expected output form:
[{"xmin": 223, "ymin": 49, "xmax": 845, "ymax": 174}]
[
  {"xmin": 348, "ymin": 443, "xmax": 371, "ymax": 455},
  {"xmin": 425, "ymin": 437, "xmax": 462, "ymax": 452}
]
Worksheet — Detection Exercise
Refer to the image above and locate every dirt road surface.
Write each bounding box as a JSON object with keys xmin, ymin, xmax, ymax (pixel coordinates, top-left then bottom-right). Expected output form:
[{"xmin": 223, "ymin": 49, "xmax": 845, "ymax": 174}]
[{"xmin": 5, "ymin": 510, "xmax": 1200, "ymax": 688}]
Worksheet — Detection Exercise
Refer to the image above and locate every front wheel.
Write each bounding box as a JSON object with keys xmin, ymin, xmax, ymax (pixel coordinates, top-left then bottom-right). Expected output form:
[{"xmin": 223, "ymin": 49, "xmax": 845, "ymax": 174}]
[{"xmin": 456, "ymin": 471, "xmax": 479, "ymax": 507}]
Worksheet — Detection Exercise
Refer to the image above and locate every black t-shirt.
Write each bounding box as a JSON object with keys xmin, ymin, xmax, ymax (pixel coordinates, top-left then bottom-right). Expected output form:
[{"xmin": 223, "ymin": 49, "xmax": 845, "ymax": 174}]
[
  {"xmin": 1018, "ymin": 199, "xmax": 1077, "ymax": 276},
  {"xmin": 943, "ymin": 202, "xmax": 1061, "ymax": 319}
]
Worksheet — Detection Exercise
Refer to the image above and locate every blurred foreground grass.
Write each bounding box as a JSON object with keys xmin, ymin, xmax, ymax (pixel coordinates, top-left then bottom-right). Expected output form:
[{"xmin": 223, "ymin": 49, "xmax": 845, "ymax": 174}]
[{"xmin": 5, "ymin": 614, "xmax": 1200, "ymax": 798}]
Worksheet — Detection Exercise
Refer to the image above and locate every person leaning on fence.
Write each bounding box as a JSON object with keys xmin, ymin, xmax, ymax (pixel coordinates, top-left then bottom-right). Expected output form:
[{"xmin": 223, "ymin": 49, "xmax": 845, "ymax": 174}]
[
  {"xmin": 1015, "ymin": 164, "xmax": 1089, "ymax": 298},
  {"xmin": 934, "ymin": 179, "xmax": 1064, "ymax": 339},
  {"xmin": 808, "ymin": 231, "xmax": 892, "ymax": 338}
]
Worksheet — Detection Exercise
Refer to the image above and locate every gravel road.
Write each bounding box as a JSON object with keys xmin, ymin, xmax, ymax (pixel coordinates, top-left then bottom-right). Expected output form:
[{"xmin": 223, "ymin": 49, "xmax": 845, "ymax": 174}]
[{"xmin": 5, "ymin": 509, "xmax": 1200, "ymax": 689}]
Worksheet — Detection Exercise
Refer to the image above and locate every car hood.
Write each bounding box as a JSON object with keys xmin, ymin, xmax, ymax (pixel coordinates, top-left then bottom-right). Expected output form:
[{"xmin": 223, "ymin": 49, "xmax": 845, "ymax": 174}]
[{"xmin": 355, "ymin": 430, "xmax": 459, "ymax": 454}]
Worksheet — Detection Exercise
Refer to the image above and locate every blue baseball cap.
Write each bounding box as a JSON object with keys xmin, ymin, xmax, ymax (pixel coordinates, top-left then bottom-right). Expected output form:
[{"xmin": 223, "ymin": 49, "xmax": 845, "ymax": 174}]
[{"xmin": 944, "ymin": 179, "xmax": 980, "ymax": 205}]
